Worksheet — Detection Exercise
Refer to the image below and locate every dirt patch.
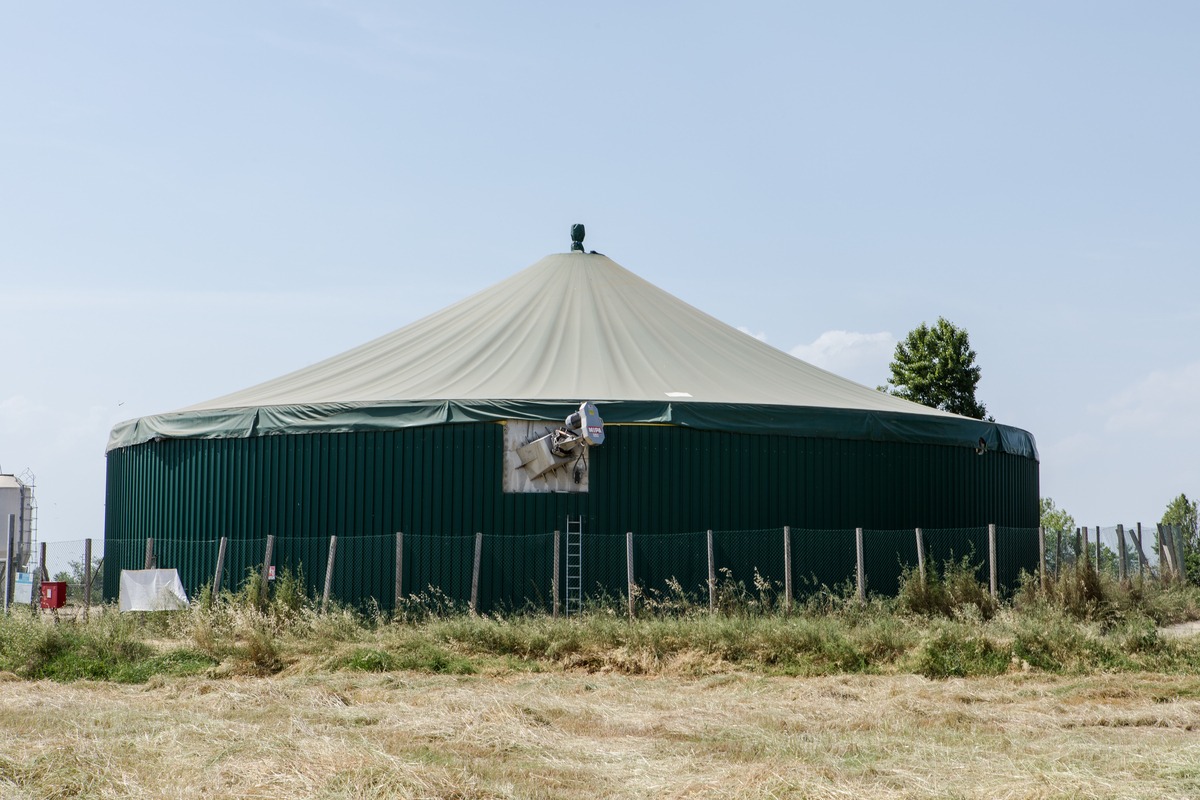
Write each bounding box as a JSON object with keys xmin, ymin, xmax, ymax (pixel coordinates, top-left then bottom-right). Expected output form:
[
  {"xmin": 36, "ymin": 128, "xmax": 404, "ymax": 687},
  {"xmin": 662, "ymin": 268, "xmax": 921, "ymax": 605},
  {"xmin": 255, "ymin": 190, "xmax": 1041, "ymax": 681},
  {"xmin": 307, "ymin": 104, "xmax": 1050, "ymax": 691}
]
[{"xmin": 1160, "ymin": 620, "xmax": 1200, "ymax": 638}]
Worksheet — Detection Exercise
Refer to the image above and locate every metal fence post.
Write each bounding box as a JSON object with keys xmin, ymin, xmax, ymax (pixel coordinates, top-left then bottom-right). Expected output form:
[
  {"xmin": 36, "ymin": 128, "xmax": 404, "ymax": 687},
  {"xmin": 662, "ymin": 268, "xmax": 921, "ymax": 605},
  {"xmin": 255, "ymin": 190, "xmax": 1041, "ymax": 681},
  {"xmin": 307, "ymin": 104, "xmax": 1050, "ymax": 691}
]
[
  {"xmin": 1095, "ymin": 524, "xmax": 1102, "ymax": 576},
  {"xmin": 144, "ymin": 537, "xmax": 155, "ymax": 570},
  {"xmin": 322, "ymin": 535, "xmax": 338, "ymax": 613},
  {"xmin": 988, "ymin": 523, "xmax": 997, "ymax": 600},
  {"xmin": 855, "ymin": 527, "xmax": 865, "ymax": 603}
]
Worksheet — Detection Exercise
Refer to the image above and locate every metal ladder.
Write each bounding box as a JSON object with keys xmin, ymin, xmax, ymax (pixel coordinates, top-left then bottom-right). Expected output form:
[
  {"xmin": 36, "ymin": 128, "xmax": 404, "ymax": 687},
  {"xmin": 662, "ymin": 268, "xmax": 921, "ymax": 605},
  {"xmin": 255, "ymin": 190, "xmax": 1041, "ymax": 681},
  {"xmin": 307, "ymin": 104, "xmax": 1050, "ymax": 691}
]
[{"xmin": 565, "ymin": 517, "xmax": 583, "ymax": 617}]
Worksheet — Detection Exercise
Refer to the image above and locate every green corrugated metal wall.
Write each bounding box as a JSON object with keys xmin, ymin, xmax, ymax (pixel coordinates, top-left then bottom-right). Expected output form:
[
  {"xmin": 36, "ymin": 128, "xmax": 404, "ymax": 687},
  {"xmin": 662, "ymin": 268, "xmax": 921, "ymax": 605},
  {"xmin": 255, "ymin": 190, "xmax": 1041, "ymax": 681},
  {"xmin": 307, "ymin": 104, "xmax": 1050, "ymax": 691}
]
[{"xmin": 104, "ymin": 422, "xmax": 1039, "ymax": 610}]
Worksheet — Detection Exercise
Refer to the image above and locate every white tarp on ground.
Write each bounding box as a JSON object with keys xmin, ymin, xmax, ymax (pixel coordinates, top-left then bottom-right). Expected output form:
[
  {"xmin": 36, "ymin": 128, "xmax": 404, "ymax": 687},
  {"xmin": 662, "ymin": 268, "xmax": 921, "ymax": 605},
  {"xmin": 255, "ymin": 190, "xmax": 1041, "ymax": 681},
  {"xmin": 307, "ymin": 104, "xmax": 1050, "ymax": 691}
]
[{"xmin": 119, "ymin": 569, "xmax": 189, "ymax": 611}]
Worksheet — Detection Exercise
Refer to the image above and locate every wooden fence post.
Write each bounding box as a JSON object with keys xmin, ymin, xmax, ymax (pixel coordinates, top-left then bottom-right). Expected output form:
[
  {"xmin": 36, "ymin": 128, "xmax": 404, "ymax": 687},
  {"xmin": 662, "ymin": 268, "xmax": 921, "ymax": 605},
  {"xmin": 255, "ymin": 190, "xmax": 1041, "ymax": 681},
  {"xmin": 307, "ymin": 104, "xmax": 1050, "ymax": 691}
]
[
  {"xmin": 915, "ymin": 527, "xmax": 926, "ymax": 586},
  {"xmin": 783, "ymin": 526, "xmax": 792, "ymax": 614},
  {"xmin": 395, "ymin": 532, "xmax": 404, "ymax": 609},
  {"xmin": 213, "ymin": 537, "xmax": 228, "ymax": 596},
  {"xmin": 38, "ymin": 541, "xmax": 47, "ymax": 611},
  {"xmin": 470, "ymin": 532, "xmax": 482, "ymax": 614},
  {"xmin": 3, "ymin": 515, "xmax": 13, "ymax": 614},
  {"xmin": 83, "ymin": 538, "xmax": 93, "ymax": 620},
  {"xmin": 1056, "ymin": 529, "xmax": 1063, "ymax": 578},
  {"xmin": 626, "ymin": 531, "xmax": 635, "ymax": 620},
  {"xmin": 1037, "ymin": 526, "xmax": 1046, "ymax": 590},
  {"xmin": 552, "ymin": 530, "xmax": 560, "ymax": 619},
  {"xmin": 1156, "ymin": 523, "xmax": 1167, "ymax": 578},
  {"xmin": 1082, "ymin": 527, "xmax": 1089, "ymax": 569},
  {"xmin": 144, "ymin": 537, "xmax": 155, "ymax": 570},
  {"xmin": 322, "ymin": 535, "xmax": 338, "ymax": 613},
  {"xmin": 1116, "ymin": 524, "xmax": 1128, "ymax": 585},
  {"xmin": 988, "ymin": 523, "xmax": 997, "ymax": 600},
  {"xmin": 855, "ymin": 527, "xmax": 865, "ymax": 603},
  {"xmin": 261, "ymin": 535, "xmax": 274, "ymax": 604},
  {"xmin": 707, "ymin": 529, "xmax": 716, "ymax": 614},
  {"xmin": 1134, "ymin": 523, "xmax": 1148, "ymax": 579},
  {"xmin": 1174, "ymin": 524, "xmax": 1188, "ymax": 584}
]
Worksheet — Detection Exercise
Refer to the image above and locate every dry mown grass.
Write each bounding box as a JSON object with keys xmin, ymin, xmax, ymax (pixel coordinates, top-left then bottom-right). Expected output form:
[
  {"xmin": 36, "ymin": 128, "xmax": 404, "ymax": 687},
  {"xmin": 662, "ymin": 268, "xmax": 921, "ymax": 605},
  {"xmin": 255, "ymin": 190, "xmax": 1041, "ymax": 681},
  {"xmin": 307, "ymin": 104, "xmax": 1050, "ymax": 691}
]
[
  {"xmin": 2, "ymin": 670, "xmax": 1200, "ymax": 799},
  {"xmin": 3, "ymin": 570, "xmax": 1200, "ymax": 797}
]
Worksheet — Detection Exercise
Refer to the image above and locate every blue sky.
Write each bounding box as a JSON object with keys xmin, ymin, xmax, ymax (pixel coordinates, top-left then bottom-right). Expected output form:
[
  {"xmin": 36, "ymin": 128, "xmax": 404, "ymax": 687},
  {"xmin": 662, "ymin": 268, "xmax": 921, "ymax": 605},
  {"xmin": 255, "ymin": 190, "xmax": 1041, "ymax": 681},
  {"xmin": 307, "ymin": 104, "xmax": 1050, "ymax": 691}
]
[{"xmin": 2, "ymin": 2, "xmax": 1197, "ymax": 541}]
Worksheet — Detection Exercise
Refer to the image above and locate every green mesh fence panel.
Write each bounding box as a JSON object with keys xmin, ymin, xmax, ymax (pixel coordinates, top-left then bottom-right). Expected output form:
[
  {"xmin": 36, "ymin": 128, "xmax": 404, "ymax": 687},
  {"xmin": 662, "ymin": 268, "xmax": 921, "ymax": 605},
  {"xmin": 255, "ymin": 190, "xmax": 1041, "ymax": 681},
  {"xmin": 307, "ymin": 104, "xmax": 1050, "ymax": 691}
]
[
  {"xmin": 862, "ymin": 529, "xmax": 920, "ymax": 598},
  {"xmin": 631, "ymin": 530, "xmax": 708, "ymax": 602},
  {"xmin": 480, "ymin": 531, "xmax": 555, "ymax": 615},
  {"xmin": 101, "ymin": 522, "xmax": 1042, "ymax": 610},
  {"xmin": 790, "ymin": 528, "xmax": 857, "ymax": 598},
  {"xmin": 715, "ymin": 528, "xmax": 787, "ymax": 596},
  {"xmin": 578, "ymin": 533, "xmax": 632, "ymax": 609},
  {"xmin": 996, "ymin": 526, "xmax": 1039, "ymax": 592},
  {"xmin": 403, "ymin": 532, "xmax": 476, "ymax": 611},
  {"xmin": 919, "ymin": 527, "xmax": 989, "ymax": 586}
]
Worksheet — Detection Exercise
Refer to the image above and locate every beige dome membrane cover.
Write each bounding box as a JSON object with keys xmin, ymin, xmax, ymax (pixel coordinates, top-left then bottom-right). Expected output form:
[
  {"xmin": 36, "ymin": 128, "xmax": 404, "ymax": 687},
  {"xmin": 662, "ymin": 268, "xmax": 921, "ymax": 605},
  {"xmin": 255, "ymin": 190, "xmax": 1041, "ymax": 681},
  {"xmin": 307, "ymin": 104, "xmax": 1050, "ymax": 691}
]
[{"xmin": 108, "ymin": 251, "xmax": 1035, "ymax": 459}]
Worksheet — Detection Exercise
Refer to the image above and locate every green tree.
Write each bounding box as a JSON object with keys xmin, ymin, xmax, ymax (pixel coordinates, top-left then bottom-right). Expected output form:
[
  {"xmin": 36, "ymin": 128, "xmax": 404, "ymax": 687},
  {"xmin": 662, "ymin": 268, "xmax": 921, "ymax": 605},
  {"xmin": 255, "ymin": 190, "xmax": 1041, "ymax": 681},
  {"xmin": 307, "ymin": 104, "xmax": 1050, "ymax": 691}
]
[
  {"xmin": 1040, "ymin": 497, "xmax": 1077, "ymax": 573},
  {"xmin": 1161, "ymin": 493, "xmax": 1199, "ymax": 582},
  {"xmin": 51, "ymin": 554, "xmax": 104, "ymax": 603},
  {"xmin": 883, "ymin": 317, "xmax": 988, "ymax": 419}
]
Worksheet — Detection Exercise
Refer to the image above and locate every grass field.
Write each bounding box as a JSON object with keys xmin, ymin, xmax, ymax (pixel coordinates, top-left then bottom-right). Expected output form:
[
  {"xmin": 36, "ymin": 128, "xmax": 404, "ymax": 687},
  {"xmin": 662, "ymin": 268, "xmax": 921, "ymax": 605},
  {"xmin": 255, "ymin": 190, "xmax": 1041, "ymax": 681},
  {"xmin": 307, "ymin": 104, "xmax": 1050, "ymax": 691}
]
[
  {"xmin": 2, "ymin": 568, "xmax": 1200, "ymax": 798},
  {"xmin": 2, "ymin": 670, "xmax": 1199, "ymax": 798}
]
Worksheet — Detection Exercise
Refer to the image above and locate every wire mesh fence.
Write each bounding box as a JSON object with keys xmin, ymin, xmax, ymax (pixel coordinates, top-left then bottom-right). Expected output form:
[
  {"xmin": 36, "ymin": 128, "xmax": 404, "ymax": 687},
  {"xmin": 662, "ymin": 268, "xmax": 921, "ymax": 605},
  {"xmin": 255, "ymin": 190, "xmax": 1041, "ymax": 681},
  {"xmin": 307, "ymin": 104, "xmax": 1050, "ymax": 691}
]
[
  {"xmin": 1041, "ymin": 524, "xmax": 1183, "ymax": 582},
  {"xmin": 16, "ymin": 522, "xmax": 1190, "ymax": 617}
]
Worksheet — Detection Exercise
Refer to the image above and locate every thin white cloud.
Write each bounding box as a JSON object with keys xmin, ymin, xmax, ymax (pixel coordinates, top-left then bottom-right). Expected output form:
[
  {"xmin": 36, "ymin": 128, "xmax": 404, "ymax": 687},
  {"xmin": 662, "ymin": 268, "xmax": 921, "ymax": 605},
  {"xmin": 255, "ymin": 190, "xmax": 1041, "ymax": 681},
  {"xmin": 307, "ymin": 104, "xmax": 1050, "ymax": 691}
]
[
  {"xmin": 737, "ymin": 326, "xmax": 768, "ymax": 342},
  {"xmin": 6, "ymin": 287, "xmax": 394, "ymax": 313},
  {"xmin": 1096, "ymin": 360, "xmax": 1200, "ymax": 438},
  {"xmin": 1, "ymin": 396, "xmax": 118, "ymax": 455},
  {"xmin": 313, "ymin": 2, "xmax": 480, "ymax": 61},
  {"xmin": 790, "ymin": 330, "xmax": 894, "ymax": 383},
  {"xmin": 0, "ymin": 395, "xmax": 43, "ymax": 438},
  {"xmin": 257, "ymin": 31, "xmax": 430, "ymax": 82}
]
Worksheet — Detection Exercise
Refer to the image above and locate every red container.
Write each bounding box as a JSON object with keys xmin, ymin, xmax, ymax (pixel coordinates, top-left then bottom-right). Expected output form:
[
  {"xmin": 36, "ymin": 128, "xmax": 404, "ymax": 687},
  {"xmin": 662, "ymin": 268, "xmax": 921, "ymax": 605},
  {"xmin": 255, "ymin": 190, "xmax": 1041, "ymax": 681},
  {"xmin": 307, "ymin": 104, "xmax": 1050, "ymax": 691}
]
[{"xmin": 41, "ymin": 581, "xmax": 67, "ymax": 609}]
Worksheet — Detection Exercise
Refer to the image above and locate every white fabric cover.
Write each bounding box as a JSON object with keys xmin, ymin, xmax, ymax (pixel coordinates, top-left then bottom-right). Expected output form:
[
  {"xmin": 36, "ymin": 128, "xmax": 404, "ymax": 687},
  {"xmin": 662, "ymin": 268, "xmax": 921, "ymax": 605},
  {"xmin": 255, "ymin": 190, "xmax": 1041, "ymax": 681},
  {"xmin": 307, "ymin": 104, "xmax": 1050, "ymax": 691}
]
[
  {"xmin": 183, "ymin": 252, "xmax": 949, "ymax": 416},
  {"xmin": 119, "ymin": 568, "xmax": 189, "ymax": 611}
]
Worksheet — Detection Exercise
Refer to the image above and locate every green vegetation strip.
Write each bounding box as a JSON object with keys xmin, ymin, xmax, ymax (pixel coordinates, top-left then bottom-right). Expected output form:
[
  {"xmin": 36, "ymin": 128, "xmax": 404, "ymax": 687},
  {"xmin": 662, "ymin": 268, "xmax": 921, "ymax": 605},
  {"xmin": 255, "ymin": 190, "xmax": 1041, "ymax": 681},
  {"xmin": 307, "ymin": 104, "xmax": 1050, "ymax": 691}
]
[{"xmin": 2, "ymin": 565, "xmax": 1199, "ymax": 683}]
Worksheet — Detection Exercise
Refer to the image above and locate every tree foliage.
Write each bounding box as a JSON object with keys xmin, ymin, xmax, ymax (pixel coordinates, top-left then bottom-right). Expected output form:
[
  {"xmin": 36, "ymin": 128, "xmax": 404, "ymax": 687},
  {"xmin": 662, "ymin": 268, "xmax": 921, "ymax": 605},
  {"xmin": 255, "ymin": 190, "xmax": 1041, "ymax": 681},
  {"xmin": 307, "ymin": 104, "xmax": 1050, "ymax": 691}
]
[
  {"xmin": 1039, "ymin": 497, "xmax": 1075, "ymax": 535},
  {"xmin": 1161, "ymin": 493, "xmax": 1199, "ymax": 582},
  {"xmin": 1040, "ymin": 497, "xmax": 1079, "ymax": 573},
  {"xmin": 884, "ymin": 317, "xmax": 988, "ymax": 419}
]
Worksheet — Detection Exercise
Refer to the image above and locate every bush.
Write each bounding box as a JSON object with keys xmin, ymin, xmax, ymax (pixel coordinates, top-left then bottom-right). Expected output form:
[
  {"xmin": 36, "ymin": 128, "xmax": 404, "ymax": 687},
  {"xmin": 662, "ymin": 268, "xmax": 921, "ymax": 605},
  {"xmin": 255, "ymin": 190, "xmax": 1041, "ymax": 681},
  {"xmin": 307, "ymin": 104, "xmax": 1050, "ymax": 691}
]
[
  {"xmin": 898, "ymin": 555, "xmax": 997, "ymax": 620},
  {"xmin": 913, "ymin": 624, "xmax": 1009, "ymax": 679}
]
